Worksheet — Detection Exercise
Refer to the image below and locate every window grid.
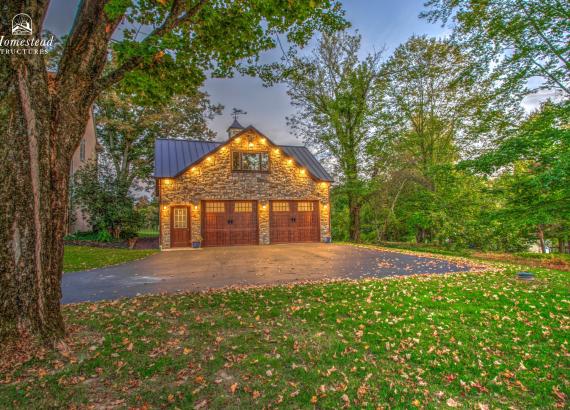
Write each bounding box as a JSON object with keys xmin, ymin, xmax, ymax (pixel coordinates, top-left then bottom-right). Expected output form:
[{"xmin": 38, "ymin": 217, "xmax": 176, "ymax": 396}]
[
  {"xmin": 206, "ymin": 202, "xmax": 225, "ymax": 213},
  {"xmin": 232, "ymin": 151, "xmax": 270, "ymax": 172},
  {"xmin": 273, "ymin": 202, "xmax": 290, "ymax": 212},
  {"xmin": 173, "ymin": 208, "xmax": 187, "ymax": 228},
  {"xmin": 297, "ymin": 202, "xmax": 314, "ymax": 212},
  {"xmin": 234, "ymin": 202, "xmax": 252, "ymax": 213}
]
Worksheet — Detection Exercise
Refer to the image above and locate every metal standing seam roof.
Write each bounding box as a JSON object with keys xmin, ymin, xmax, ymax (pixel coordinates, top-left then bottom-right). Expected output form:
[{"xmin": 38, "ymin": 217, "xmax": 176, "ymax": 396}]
[{"xmin": 154, "ymin": 138, "xmax": 334, "ymax": 182}]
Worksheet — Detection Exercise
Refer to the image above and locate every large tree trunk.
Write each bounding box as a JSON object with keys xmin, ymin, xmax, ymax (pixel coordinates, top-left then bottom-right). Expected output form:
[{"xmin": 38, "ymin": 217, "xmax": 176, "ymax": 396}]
[
  {"xmin": 348, "ymin": 192, "xmax": 361, "ymax": 242},
  {"xmin": 1, "ymin": 60, "xmax": 63, "ymax": 343},
  {"xmin": 0, "ymin": 2, "xmax": 103, "ymax": 344},
  {"xmin": 537, "ymin": 225, "xmax": 546, "ymax": 254}
]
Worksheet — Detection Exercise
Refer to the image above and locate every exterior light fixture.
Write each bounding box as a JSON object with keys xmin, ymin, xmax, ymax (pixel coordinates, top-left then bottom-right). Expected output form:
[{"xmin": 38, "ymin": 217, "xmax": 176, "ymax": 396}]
[
  {"xmin": 162, "ymin": 205, "xmax": 167, "ymax": 210},
  {"xmin": 249, "ymin": 142, "xmax": 254, "ymax": 148},
  {"xmin": 300, "ymin": 168, "xmax": 306, "ymax": 175},
  {"xmin": 260, "ymin": 138, "xmax": 266, "ymax": 144},
  {"xmin": 287, "ymin": 159, "xmax": 293, "ymax": 165},
  {"xmin": 235, "ymin": 137, "xmax": 241, "ymax": 143},
  {"xmin": 206, "ymin": 156, "xmax": 212, "ymax": 161}
]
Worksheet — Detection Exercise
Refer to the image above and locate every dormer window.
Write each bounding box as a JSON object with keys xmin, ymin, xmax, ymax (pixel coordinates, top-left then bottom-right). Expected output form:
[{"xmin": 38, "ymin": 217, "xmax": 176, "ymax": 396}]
[{"xmin": 232, "ymin": 151, "xmax": 269, "ymax": 172}]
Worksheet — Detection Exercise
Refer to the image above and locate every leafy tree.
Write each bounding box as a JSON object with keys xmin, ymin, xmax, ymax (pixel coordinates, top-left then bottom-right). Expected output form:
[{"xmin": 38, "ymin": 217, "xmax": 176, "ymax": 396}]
[
  {"xmin": 135, "ymin": 197, "xmax": 159, "ymax": 232},
  {"xmin": 463, "ymin": 101, "xmax": 570, "ymax": 252},
  {"xmin": 284, "ymin": 31, "xmax": 383, "ymax": 241},
  {"xmin": 368, "ymin": 36, "xmax": 522, "ymax": 243},
  {"xmin": 0, "ymin": 0, "xmax": 346, "ymax": 343},
  {"xmin": 95, "ymin": 88, "xmax": 222, "ymax": 192},
  {"xmin": 422, "ymin": 0, "xmax": 570, "ymax": 95},
  {"xmin": 72, "ymin": 162, "xmax": 143, "ymax": 240}
]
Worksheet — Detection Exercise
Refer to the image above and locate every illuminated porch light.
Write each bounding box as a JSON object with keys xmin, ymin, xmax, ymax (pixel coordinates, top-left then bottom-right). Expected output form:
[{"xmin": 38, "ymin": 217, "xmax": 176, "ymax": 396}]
[
  {"xmin": 300, "ymin": 168, "xmax": 306, "ymax": 176},
  {"xmin": 287, "ymin": 159, "xmax": 293, "ymax": 165}
]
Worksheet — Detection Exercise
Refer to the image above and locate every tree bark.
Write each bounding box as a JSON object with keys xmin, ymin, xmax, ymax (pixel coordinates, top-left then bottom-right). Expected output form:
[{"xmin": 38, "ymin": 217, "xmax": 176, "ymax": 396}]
[
  {"xmin": 0, "ymin": 1, "xmax": 115, "ymax": 344},
  {"xmin": 537, "ymin": 225, "xmax": 546, "ymax": 254},
  {"xmin": 348, "ymin": 192, "xmax": 361, "ymax": 242}
]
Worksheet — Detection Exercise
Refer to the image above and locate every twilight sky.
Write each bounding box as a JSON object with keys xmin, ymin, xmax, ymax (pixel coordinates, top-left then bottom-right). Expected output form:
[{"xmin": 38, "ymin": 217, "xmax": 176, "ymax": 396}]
[{"xmin": 44, "ymin": 1, "xmax": 544, "ymax": 145}]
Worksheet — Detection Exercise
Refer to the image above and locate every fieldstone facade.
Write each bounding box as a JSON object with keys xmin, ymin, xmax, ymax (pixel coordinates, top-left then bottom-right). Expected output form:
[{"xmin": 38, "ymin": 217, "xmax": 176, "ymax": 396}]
[{"xmin": 158, "ymin": 129, "xmax": 331, "ymax": 249}]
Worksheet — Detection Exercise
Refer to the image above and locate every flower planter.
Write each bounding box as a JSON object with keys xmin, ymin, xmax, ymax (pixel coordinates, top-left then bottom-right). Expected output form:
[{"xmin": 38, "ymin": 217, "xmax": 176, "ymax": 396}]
[
  {"xmin": 192, "ymin": 241, "xmax": 202, "ymax": 249},
  {"xmin": 324, "ymin": 236, "xmax": 332, "ymax": 243}
]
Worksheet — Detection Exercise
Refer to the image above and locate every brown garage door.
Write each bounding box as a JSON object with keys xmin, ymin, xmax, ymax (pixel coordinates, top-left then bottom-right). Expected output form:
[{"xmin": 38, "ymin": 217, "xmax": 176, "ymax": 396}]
[
  {"xmin": 202, "ymin": 200, "xmax": 258, "ymax": 247},
  {"xmin": 270, "ymin": 200, "xmax": 320, "ymax": 243}
]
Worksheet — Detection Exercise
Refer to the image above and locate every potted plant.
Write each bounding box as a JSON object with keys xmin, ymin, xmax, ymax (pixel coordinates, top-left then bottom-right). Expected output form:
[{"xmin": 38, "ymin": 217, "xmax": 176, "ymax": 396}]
[
  {"xmin": 192, "ymin": 234, "xmax": 202, "ymax": 248},
  {"xmin": 324, "ymin": 229, "xmax": 332, "ymax": 243}
]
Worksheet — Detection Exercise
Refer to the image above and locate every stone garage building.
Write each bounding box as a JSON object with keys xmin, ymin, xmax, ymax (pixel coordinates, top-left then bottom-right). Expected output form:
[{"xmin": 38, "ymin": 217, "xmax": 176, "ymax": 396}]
[{"xmin": 154, "ymin": 122, "xmax": 333, "ymax": 249}]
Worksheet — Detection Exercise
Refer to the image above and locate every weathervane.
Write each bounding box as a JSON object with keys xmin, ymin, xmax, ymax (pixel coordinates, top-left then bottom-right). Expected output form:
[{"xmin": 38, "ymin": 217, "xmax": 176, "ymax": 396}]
[{"xmin": 231, "ymin": 108, "xmax": 247, "ymax": 121}]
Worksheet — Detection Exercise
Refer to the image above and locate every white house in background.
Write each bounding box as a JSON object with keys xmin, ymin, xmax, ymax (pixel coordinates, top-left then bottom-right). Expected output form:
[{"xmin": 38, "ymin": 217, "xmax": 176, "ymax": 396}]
[{"xmin": 68, "ymin": 108, "xmax": 98, "ymax": 233}]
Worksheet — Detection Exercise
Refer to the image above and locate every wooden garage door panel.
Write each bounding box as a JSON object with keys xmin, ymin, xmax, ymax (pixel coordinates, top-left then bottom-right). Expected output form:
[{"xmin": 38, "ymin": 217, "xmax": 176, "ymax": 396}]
[
  {"xmin": 270, "ymin": 201, "xmax": 292, "ymax": 243},
  {"xmin": 270, "ymin": 201, "xmax": 320, "ymax": 244},
  {"xmin": 202, "ymin": 201, "xmax": 258, "ymax": 247},
  {"xmin": 231, "ymin": 201, "xmax": 258, "ymax": 245},
  {"xmin": 294, "ymin": 201, "xmax": 320, "ymax": 242}
]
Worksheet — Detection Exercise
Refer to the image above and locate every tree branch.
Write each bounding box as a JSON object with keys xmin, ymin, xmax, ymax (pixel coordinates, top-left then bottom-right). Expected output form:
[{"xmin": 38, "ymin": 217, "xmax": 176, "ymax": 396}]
[{"xmin": 96, "ymin": 0, "xmax": 209, "ymax": 91}]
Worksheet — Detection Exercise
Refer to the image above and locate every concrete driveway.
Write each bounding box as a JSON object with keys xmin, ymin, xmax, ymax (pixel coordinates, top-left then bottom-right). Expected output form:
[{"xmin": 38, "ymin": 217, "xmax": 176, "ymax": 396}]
[{"xmin": 62, "ymin": 243, "xmax": 477, "ymax": 304}]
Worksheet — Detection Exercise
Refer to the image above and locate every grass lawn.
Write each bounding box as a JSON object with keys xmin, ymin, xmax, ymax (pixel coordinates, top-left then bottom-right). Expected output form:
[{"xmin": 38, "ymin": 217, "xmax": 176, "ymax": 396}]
[
  {"xmin": 63, "ymin": 246, "xmax": 158, "ymax": 272},
  {"xmin": 1, "ymin": 254, "xmax": 568, "ymax": 409},
  {"xmin": 372, "ymin": 241, "xmax": 570, "ymax": 271}
]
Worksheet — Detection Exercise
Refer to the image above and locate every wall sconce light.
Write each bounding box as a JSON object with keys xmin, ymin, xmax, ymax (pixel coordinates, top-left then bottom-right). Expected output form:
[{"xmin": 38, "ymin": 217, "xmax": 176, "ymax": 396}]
[
  {"xmin": 273, "ymin": 148, "xmax": 280, "ymax": 154},
  {"xmin": 206, "ymin": 156, "xmax": 212, "ymax": 161},
  {"xmin": 323, "ymin": 204, "xmax": 328, "ymax": 209},
  {"xmin": 260, "ymin": 138, "xmax": 266, "ymax": 144},
  {"xmin": 162, "ymin": 205, "xmax": 167, "ymax": 211},
  {"xmin": 287, "ymin": 159, "xmax": 293, "ymax": 165},
  {"xmin": 300, "ymin": 168, "xmax": 306, "ymax": 176},
  {"xmin": 248, "ymin": 142, "xmax": 254, "ymax": 148},
  {"xmin": 163, "ymin": 179, "xmax": 172, "ymax": 185},
  {"xmin": 235, "ymin": 137, "xmax": 241, "ymax": 143},
  {"xmin": 260, "ymin": 200, "xmax": 268, "ymax": 210},
  {"xmin": 194, "ymin": 205, "xmax": 198, "ymax": 210}
]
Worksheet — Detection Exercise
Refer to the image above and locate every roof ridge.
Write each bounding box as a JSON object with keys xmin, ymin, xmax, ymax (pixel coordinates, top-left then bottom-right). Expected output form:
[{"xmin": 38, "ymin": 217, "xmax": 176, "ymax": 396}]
[{"xmin": 156, "ymin": 138, "xmax": 221, "ymax": 143}]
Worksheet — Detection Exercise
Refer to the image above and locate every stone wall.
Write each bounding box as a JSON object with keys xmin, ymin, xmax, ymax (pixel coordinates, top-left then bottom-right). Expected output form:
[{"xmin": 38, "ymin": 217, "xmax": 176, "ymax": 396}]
[{"xmin": 159, "ymin": 130, "xmax": 331, "ymax": 249}]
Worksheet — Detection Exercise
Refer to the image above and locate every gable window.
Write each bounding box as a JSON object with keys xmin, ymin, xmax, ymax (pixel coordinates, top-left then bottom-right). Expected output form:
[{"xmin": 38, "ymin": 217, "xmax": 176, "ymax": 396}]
[{"xmin": 232, "ymin": 151, "xmax": 269, "ymax": 172}]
